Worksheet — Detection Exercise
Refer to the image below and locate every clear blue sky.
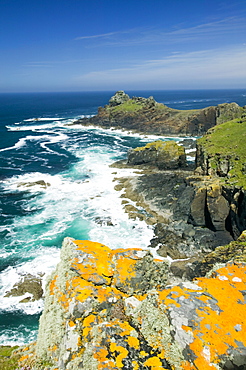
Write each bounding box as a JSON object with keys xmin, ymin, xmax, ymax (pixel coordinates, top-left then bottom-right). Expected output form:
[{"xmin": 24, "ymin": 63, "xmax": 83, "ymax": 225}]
[{"xmin": 0, "ymin": 0, "xmax": 246, "ymax": 92}]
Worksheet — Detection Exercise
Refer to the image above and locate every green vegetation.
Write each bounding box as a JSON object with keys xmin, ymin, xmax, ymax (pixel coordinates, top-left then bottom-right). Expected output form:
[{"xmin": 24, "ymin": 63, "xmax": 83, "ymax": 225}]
[
  {"xmin": 0, "ymin": 346, "xmax": 20, "ymax": 370},
  {"xmin": 201, "ymin": 231, "xmax": 246, "ymax": 275},
  {"xmin": 198, "ymin": 117, "xmax": 246, "ymax": 189},
  {"xmin": 133, "ymin": 140, "xmax": 166, "ymax": 151},
  {"xmin": 133, "ymin": 140, "xmax": 184, "ymax": 155},
  {"xmin": 109, "ymin": 99, "xmax": 144, "ymax": 113}
]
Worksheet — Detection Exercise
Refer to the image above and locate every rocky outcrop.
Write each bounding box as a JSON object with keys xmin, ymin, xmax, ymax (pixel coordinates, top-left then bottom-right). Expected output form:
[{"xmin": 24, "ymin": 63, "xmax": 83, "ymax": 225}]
[
  {"xmin": 74, "ymin": 91, "xmax": 244, "ymax": 136},
  {"xmin": 4, "ymin": 273, "xmax": 43, "ymax": 302},
  {"xmin": 18, "ymin": 238, "xmax": 246, "ymax": 370},
  {"xmin": 108, "ymin": 90, "xmax": 130, "ymax": 106},
  {"xmin": 112, "ymin": 167, "xmax": 239, "ymax": 259},
  {"xmin": 127, "ymin": 140, "xmax": 186, "ymax": 169}
]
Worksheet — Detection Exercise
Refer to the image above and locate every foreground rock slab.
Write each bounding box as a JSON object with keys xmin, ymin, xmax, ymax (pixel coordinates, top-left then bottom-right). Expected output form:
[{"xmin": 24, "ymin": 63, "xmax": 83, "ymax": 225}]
[{"xmin": 19, "ymin": 238, "xmax": 246, "ymax": 370}]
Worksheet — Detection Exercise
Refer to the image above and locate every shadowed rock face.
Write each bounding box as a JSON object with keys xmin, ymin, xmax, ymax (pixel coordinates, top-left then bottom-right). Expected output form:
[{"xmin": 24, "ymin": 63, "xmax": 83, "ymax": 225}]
[
  {"xmin": 18, "ymin": 238, "xmax": 246, "ymax": 370},
  {"xmin": 74, "ymin": 91, "xmax": 244, "ymax": 136}
]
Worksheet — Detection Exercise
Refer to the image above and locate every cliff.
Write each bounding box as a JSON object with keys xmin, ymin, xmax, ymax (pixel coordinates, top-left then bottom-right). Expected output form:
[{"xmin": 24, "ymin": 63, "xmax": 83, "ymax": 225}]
[
  {"xmin": 196, "ymin": 116, "xmax": 246, "ymax": 189},
  {"xmin": 18, "ymin": 237, "xmax": 246, "ymax": 370},
  {"xmin": 74, "ymin": 91, "xmax": 244, "ymax": 136}
]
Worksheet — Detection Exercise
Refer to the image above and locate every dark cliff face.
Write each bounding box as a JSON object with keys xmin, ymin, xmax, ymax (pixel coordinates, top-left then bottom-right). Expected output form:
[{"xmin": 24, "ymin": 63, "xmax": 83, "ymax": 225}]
[
  {"xmin": 75, "ymin": 91, "xmax": 243, "ymax": 136},
  {"xmin": 194, "ymin": 116, "xmax": 246, "ymax": 241}
]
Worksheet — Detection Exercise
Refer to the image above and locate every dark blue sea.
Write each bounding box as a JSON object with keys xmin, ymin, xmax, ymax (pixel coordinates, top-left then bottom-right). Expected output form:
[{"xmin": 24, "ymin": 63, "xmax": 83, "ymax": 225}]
[{"xmin": 0, "ymin": 89, "xmax": 245, "ymax": 345}]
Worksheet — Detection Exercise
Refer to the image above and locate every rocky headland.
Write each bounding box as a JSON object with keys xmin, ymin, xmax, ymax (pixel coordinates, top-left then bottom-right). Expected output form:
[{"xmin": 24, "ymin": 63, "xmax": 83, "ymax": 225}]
[
  {"xmin": 8, "ymin": 93, "xmax": 246, "ymax": 369},
  {"xmin": 74, "ymin": 90, "xmax": 244, "ymax": 136}
]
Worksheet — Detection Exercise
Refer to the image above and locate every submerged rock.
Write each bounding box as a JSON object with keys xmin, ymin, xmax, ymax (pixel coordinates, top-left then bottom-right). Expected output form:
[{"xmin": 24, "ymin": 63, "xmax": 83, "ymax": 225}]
[
  {"xmin": 17, "ymin": 180, "xmax": 51, "ymax": 189},
  {"xmin": 4, "ymin": 274, "xmax": 43, "ymax": 302},
  {"xmin": 18, "ymin": 238, "xmax": 246, "ymax": 370}
]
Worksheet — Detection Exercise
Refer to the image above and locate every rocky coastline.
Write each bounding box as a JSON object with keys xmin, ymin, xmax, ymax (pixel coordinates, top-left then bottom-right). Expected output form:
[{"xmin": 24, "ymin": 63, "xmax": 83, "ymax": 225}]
[
  {"xmin": 7, "ymin": 92, "xmax": 246, "ymax": 369},
  {"xmin": 73, "ymin": 90, "xmax": 244, "ymax": 137}
]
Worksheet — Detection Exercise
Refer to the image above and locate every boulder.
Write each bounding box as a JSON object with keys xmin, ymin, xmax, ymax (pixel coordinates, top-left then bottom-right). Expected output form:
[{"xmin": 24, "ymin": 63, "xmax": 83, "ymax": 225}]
[
  {"xmin": 18, "ymin": 238, "xmax": 246, "ymax": 370},
  {"xmin": 127, "ymin": 140, "xmax": 186, "ymax": 169},
  {"xmin": 4, "ymin": 274, "xmax": 43, "ymax": 302}
]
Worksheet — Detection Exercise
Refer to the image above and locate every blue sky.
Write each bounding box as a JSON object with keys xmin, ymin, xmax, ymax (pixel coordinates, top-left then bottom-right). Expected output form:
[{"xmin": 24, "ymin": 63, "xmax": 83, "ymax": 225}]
[{"xmin": 0, "ymin": 0, "xmax": 246, "ymax": 92}]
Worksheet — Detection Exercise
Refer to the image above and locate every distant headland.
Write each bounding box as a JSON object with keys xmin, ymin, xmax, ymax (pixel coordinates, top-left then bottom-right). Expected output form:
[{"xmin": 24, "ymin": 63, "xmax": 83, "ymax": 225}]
[{"xmin": 74, "ymin": 90, "xmax": 245, "ymax": 136}]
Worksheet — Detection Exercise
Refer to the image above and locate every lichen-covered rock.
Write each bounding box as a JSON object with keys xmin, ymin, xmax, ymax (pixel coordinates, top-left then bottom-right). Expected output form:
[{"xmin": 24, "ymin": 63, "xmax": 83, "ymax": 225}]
[
  {"xmin": 18, "ymin": 238, "xmax": 246, "ymax": 370},
  {"xmin": 127, "ymin": 140, "xmax": 186, "ymax": 169}
]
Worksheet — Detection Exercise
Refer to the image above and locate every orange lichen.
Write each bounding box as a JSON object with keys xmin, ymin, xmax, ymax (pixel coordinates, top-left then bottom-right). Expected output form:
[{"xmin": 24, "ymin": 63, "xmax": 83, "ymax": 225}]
[
  {"xmin": 82, "ymin": 314, "xmax": 96, "ymax": 339},
  {"xmin": 72, "ymin": 240, "xmax": 113, "ymax": 285},
  {"xmin": 187, "ymin": 264, "xmax": 246, "ymax": 368},
  {"xmin": 127, "ymin": 336, "xmax": 140, "ymax": 349},
  {"xmin": 49, "ymin": 274, "xmax": 58, "ymax": 295},
  {"xmin": 19, "ymin": 354, "xmax": 29, "ymax": 362},
  {"xmin": 144, "ymin": 356, "xmax": 163, "ymax": 368},
  {"xmin": 110, "ymin": 342, "xmax": 129, "ymax": 368},
  {"xmin": 132, "ymin": 360, "xmax": 140, "ymax": 369}
]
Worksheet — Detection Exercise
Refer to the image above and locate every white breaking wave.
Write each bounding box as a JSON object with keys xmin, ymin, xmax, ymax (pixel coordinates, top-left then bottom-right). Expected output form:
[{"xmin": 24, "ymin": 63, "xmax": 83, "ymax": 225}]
[
  {"xmin": 0, "ymin": 248, "xmax": 60, "ymax": 315},
  {"xmin": 0, "ymin": 132, "xmax": 68, "ymax": 153},
  {"xmin": 24, "ymin": 117, "xmax": 66, "ymax": 122}
]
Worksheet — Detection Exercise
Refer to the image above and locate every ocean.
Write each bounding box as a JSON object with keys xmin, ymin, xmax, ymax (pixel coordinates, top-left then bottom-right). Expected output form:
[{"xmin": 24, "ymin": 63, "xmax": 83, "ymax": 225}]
[{"xmin": 0, "ymin": 89, "xmax": 245, "ymax": 346}]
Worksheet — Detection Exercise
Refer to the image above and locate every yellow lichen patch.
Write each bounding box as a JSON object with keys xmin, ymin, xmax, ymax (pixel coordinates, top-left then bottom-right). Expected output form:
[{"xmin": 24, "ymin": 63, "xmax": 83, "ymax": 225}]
[
  {"xmin": 144, "ymin": 356, "xmax": 163, "ymax": 368},
  {"xmin": 164, "ymin": 297, "xmax": 181, "ymax": 308},
  {"xmin": 110, "ymin": 342, "xmax": 129, "ymax": 368},
  {"xmin": 72, "ymin": 240, "xmax": 114, "ymax": 285},
  {"xmin": 132, "ymin": 360, "xmax": 139, "ymax": 369},
  {"xmin": 94, "ymin": 347, "xmax": 117, "ymax": 370},
  {"xmin": 187, "ymin": 264, "xmax": 246, "ymax": 369},
  {"xmin": 127, "ymin": 336, "xmax": 140, "ymax": 349},
  {"xmin": 96, "ymin": 285, "xmax": 127, "ymax": 303},
  {"xmin": 56, "ymin": 291, "xmax": 70, "ymax": 309},
  {"xmin": 19, "ymin": 354, "xmax": 29, "ymax": 362},
  {"xmin": 68, "ymin": 320, "xmax": 75, "ymax": 327},
  {"xmin": 48, "ymin": 274, "xmax": 58, "ymax": 295},
  {"xmin": 82, "ymin": 314, "xmax": 96, "ymax": 339},
  {"xmin": 111, "ymin": 250, "xmax": 142, "ymax": 291},
  {"xmin": 117, "ymin": 320, "xmax": 135, "ymax": 336}
]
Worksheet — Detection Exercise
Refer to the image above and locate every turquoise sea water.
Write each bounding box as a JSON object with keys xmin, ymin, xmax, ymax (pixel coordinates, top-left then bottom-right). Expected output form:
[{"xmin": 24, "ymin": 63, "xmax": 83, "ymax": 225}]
[{"xmin": 0, "ymin": 89, "xmax": 245, "ymax": 345}]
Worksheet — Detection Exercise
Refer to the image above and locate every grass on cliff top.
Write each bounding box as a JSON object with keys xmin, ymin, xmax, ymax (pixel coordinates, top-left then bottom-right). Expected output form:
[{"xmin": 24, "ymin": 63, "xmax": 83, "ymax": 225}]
[
  {"xmin": 109, "ymin": 100, "xmax": 199, "ymax": 115},
  {"xmin": 0, "ymin": 346, "xmax": 20, "ymax": 370},
  {"xmin": 198, "ymin": 117, "xmax": 246, "ymax": 188},
  {"xmin": 109, "ymin": 99, "xmax": 143, "ymax": 113}
]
